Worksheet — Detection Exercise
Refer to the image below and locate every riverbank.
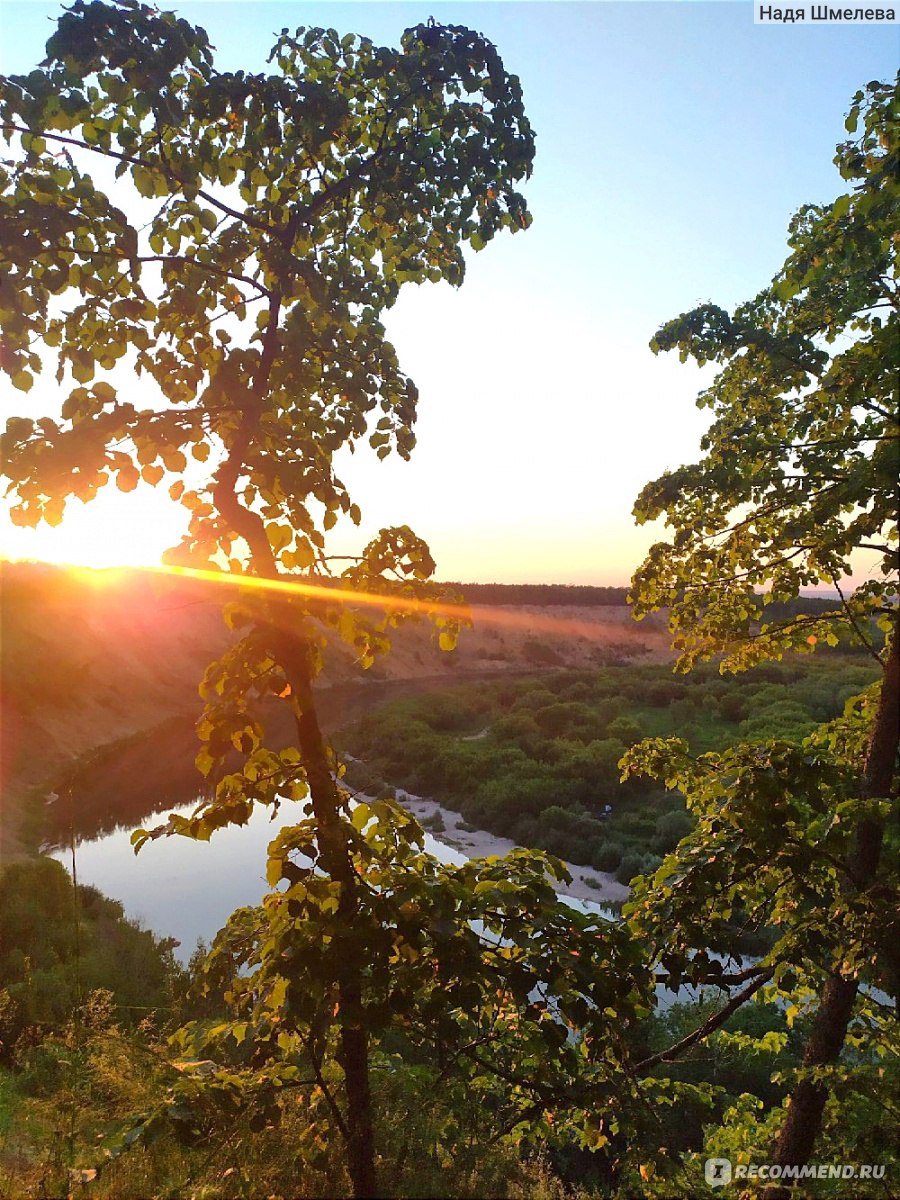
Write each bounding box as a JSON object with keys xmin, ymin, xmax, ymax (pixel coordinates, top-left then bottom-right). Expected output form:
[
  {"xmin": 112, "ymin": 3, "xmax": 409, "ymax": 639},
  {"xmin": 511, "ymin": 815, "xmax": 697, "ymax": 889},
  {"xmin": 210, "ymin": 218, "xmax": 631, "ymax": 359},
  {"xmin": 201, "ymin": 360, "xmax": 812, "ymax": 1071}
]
[
  {"xmin": 398, "ymin": 790, "xmax": 630, "ymax": 906},
  {"xmin": 3, "ymin": 560, "xmax": 670, "ymax": 865}
]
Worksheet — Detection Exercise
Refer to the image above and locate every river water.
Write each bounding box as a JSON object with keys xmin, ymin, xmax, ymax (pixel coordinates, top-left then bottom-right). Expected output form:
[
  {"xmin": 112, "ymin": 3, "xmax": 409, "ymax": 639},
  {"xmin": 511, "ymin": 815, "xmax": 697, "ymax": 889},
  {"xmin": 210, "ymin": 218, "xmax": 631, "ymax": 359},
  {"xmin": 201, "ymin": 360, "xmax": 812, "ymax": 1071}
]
[
  {"xmin": 52, "ymin": 798, "xmax": 454, "ymax": 960},
  {"xmin": 52, "ymin": 793, "xmax": 751, "ymax": 1017},
  {"xmin": 51, "ymin": 795, "xmax": 615, "ymax": 963},
  {"xmin": 44, "ymin": 716, "xmax": 732, "ymax": 1007}
]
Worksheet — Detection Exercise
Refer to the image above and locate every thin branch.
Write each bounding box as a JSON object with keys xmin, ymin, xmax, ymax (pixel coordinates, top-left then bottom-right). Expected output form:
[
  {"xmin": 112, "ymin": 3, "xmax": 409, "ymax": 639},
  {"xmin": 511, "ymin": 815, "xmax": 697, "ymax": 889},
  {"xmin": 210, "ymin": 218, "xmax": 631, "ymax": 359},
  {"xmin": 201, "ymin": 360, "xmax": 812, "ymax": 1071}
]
[
  {"xmin": 653, "ymin": 964, "xmax": 773, "ymax": 987},
  {"xmin": 830, "ymin": 573, "xmax": 883, "ymax": 666},
  {"xmin": 635, "ymin": 968, "xmax": 775, "ymax": 1073},
  {"xmin": 138, "ymin": 255, "xmax": 272, "ymax": 299},
  {"xmin": 432, "ymin": 1032, "xmax": 504, "ymax": 1087},
  {"xmin": 858, "ymin": 399, "xmax": 897, "ymax": 420},
  {"xmin": 18, "ymin": 240, "xmax": 272, "ymax": 302},
  {"xmin": 303, "ymin": 1034, "xmax": 350, "ymax": 1142},
  {"xmin": 673, "ymin": 549, "xmax": 819, "ymax": 591},
  {"xmin": 467, "ymin": 1047, "xmax": 553, "ymax": 1094},
  {"xmin": 728, "ymin": 334, "xmax": 824, "ymax": 381},
  {"xmin": 803, "ymin": 842, "xmax": 865, "ymax": 889},
  {"xmin": 1, "ymin": 122, "xmax": 272, "ymax": 231},
  {"xmin": 488, "ymin": 1101, "xmax": 547, "ymax": 1146}
]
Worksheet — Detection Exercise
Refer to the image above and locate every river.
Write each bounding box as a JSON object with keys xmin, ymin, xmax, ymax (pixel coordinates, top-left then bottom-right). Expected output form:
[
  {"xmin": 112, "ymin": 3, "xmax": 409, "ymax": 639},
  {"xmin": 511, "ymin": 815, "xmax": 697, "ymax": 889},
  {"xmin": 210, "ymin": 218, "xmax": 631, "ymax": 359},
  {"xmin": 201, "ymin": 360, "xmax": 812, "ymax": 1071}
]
[
  {"xmin": 43, "ymin": 693, "xmax": 624, "ymax": 961},
  {"xmin": 44, "ymin": 714, "xmax": 738, "ymax": 1007},
  {"xmin": 50, "ymin": 792, "xmax": 619, "ymax": 963}
]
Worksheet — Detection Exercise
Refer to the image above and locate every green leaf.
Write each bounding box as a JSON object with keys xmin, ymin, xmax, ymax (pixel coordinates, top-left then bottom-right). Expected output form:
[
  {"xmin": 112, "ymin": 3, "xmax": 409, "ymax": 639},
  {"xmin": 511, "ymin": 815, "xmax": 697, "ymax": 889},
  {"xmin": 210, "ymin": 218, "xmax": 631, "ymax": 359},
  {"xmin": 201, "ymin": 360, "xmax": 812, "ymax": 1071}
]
[
  {"xmin": 195, "ymin": 749, "xmax": 215, "ymax": 777},
  {"xmin": 831, "ymin": 193, "xmax": 851, "ymax": 219},
  {"xmin": 162, "ymin": 449, "xmax": 187, "ymax": 473},
  {"xmin": 71, "ymin": 357, "xmax": 94, "ymax": 384},
  {"xmin": 131, "ymin": 829, "xmax": 151, "ymax": 854},
  {"xmin": 267, "ymin": 524, "xmax": 292, "ymax": 553}
]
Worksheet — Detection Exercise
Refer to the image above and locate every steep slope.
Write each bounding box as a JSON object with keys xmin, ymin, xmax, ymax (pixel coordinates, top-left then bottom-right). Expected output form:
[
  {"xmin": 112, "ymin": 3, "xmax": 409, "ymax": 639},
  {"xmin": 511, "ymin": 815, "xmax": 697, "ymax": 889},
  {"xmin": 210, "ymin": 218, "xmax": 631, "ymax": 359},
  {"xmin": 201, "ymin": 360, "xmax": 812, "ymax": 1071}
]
[{"xmin": 1, "ymin": 561, "xmax": 668, "ymax": 858}]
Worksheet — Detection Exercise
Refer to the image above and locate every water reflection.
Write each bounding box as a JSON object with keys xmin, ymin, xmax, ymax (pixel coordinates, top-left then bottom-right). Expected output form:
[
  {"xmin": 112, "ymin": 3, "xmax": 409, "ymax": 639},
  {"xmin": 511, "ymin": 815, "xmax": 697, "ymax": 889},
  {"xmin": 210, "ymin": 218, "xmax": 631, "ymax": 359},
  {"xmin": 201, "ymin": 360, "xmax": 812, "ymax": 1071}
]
[
  {"xmin": 41, "ymin": 697, "xmax": 612, "ymax": 973},
  {"xmin": 42, "ymin": 715, "xmax": 210, "ymax": 849},
  {"xmin": 51, "ymin": 797, "xmax": 474, "ymax": 962},
  {"xmin": 41, "ymin": 680, "xmax": 454, "ymax": 849},
  {"xmin": 51, "ymin": 790, "xmax": 619, "ymax": 964}
]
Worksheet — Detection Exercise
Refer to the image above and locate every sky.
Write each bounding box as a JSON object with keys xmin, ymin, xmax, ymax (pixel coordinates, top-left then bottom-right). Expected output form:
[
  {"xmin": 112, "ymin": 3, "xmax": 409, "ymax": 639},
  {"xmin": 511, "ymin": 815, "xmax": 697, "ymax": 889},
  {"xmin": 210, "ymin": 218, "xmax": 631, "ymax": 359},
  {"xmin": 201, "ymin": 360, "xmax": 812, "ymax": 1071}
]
[{"xmin": 0, "ymin": 2, "xmax": 896, "ymax": 584}]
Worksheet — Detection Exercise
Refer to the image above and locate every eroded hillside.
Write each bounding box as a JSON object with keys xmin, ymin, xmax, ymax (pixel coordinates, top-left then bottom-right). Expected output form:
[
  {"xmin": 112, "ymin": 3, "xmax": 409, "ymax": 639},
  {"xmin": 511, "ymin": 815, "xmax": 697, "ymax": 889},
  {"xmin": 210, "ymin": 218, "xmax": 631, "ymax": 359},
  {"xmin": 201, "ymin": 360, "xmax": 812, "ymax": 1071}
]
[{"xmin": 0, "ymin": 561, "xmax": 668, "ymax": 858}]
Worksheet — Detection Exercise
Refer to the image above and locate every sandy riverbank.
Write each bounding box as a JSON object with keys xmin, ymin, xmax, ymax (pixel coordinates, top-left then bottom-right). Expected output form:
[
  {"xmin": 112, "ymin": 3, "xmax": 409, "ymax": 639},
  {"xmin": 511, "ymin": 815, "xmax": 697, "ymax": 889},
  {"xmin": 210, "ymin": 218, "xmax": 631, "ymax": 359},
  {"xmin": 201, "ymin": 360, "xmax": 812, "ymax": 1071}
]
[{"xmin": 396, "ymin": 790, "xmax": 630, "ymax": 906}]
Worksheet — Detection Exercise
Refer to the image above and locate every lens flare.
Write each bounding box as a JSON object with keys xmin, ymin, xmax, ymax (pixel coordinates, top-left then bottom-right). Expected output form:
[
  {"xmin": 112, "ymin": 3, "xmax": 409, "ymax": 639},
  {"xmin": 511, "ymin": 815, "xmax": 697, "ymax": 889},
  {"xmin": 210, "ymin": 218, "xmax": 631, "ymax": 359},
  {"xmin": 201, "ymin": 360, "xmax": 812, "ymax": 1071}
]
[{"xmin": 31, "ymin": 559, "xmax": 651, "ymax": 646}]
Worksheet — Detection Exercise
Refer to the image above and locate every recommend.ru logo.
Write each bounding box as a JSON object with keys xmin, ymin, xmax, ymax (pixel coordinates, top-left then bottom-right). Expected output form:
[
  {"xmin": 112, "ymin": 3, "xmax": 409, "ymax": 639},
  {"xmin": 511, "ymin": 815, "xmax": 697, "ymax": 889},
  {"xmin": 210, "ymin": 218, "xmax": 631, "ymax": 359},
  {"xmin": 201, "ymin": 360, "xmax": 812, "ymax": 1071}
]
[
  {"xmin": 704, "ymin": 1159, "xmax": 887, "ymax": 1188},
  {"xmin": 705, "ymin": 1159, "xmax": 733, "ymax": 1188}
]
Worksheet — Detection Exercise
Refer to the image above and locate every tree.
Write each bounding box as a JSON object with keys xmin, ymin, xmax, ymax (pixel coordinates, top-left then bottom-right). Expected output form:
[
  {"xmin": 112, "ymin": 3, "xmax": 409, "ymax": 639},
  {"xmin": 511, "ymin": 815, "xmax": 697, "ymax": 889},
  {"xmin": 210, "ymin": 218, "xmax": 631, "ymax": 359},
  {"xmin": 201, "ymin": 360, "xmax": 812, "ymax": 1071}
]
[
  {"xmin": 627, "ymin": 75, "xmax": 898, "ymax": 1188},
  {"xmin": 1, "ymin": 3, "xmax": 537, "ymax": 1192},
  {"xmin": 109, "ymin": 838, "xmax": 657, "ymax": 1194}
]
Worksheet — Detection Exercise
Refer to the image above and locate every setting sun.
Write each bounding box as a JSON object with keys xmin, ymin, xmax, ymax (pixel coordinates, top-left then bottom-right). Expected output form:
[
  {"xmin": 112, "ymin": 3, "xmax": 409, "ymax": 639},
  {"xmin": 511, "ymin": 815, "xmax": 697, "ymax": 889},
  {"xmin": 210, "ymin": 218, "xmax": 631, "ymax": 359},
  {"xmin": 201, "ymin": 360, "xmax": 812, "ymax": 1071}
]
[{"xmin": 0, "ymin": 487, "xmax": 185, "ymax": 570}]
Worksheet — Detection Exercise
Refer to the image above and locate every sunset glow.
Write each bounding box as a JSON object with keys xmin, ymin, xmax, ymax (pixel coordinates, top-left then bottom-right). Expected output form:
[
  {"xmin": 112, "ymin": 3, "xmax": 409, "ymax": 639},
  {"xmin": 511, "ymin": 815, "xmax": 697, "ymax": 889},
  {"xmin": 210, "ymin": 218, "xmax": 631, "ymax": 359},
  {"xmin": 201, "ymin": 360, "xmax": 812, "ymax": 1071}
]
[
  {"xmin": 16, "ymin": 558, "xmax": 653, "ymax": 648},
  {"xmin": 0, "ymin": 489, "xmax": 187, "ymax": 571},
  {"xmin": 2, "ymin": 5, "xmax": 893, "ymax": 590},
  {"xmin": 0, "ymin": 1, "xmax": 894, "ymax": 1186}
]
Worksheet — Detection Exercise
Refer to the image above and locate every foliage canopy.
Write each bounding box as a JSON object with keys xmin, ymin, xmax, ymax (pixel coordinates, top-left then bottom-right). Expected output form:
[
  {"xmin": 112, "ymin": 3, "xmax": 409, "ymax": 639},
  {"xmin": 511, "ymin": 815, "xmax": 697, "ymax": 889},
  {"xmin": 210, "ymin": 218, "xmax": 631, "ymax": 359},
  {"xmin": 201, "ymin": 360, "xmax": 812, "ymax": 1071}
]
[
  {"xmin": 0, "ymin": 4, "xmax": 541, "ymax": 1192},
  {"xmin": 2, "ymin": 4, "xmax": 898, "ymax": 1192},
  {"xmin": 627, "ymin": 73, "xmax": 899, "ymax": 1188},
  {"xmin": 632, "ymin": 77, "xmax": 898, "ymax": 672},
  {"xmin": 1, "ymin": 0, "xmax": 533, "ymax": 582}
]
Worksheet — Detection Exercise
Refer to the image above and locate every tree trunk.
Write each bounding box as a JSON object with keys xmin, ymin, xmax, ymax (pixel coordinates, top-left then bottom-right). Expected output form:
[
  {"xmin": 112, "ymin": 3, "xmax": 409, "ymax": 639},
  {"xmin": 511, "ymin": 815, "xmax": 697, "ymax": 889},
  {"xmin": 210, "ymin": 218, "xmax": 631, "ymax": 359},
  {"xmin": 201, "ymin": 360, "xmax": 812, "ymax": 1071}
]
[
  {"xmin": 274, "ymin": 627, "xmax": 378, "ymax": 1199},
  {"xmin": 769, "ymin": 621, "xmax": 899, "ymax": 1188},
  {"xmin": 213, "ymin": 376, "xmax": 378, "ymax": 1193},
  {"xmin": 338, "ymin": 991, "xmax": 378, "ymax": 1199}
]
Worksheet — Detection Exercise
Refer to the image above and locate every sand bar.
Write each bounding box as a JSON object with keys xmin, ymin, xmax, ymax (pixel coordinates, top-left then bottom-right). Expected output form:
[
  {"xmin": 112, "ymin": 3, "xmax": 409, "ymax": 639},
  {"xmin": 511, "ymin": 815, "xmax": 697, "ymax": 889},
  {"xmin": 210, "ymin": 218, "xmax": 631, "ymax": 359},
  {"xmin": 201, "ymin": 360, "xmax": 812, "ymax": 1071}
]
[{"xmin": 396, "ymin": 790, "xmax": 630, "ymax": 907}]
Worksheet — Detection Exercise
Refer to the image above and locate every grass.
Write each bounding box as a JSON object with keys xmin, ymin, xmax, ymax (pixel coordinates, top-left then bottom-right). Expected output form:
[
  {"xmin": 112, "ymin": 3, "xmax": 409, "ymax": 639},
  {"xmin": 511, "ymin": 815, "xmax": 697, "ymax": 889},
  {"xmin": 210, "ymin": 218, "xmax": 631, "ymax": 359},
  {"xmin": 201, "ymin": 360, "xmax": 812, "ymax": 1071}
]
[{"xmin": 0, "ymin": 1024, "xmax": 591, "ymax": 1200}]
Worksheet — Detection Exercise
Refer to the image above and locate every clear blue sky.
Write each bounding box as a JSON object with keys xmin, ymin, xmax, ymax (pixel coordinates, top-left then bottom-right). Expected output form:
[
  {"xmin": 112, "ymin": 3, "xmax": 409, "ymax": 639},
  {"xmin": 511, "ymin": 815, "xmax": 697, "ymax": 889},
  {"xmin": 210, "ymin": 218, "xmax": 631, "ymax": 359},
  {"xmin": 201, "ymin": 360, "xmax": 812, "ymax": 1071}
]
[{"xmin": 1, "ymin": 4, "xmax": 896, "ymax": 583}]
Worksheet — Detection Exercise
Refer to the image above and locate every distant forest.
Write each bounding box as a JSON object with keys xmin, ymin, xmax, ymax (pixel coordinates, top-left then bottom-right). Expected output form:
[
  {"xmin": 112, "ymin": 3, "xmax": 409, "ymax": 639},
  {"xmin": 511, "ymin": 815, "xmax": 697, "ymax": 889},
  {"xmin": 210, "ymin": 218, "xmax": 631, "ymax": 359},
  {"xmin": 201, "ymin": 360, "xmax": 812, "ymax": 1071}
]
[
  {"xmin": 340, "ymin": 655, "xmax": 878, "ymax": 892},
  {"xmin": 443, "ymin": 582, "xmax": 843, "ymax": 614},
  {"xmin": 2, "ymin": 563, "xmax": 841, "ymax": 616},
  {"xmin": 449, "ymin": 583, "xmax": 631, "ymax": 605}
]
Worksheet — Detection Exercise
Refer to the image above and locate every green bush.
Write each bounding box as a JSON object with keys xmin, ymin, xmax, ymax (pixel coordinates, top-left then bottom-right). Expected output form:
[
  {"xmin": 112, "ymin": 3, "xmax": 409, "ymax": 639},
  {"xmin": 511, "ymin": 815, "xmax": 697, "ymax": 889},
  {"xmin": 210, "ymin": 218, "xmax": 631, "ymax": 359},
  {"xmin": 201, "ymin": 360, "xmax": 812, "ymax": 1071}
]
[
  {"xmin": 340, "ymin": 659, "xmax": 878, "ymax": 892},
  {"xmin": 605, "ymin": 715, "xmax": 644, "ymax": 746},
  {"xmin": 591, "ymin": 842, "xmax": 623, "ymax": 873},
  {"xmin": 650, "ymin": 808, "xmax": 694, "ymax": 855},
  {"xmin": 615, "ymin": 850, "xmax": 661, "ymax": 885},
  {"xmin": 522, "ymin": 639, "xmax": 564, "ymax": 666},
  {"xmin": 0, "ymin": 859, "xmax": 183, "ymax": 1054}
]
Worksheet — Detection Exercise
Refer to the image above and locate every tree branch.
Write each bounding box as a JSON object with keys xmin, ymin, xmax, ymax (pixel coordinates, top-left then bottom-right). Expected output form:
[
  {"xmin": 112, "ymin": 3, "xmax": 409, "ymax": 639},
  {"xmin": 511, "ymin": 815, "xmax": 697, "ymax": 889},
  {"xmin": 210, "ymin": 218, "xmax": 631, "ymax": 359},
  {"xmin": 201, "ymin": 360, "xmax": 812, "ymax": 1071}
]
[
  {"xmin": 139, "ymin": 255, "xmax": 271, "ymax": 299},
  {"xmin": 635, "ymin": 968, "xmax": 775, "ymax": 1073},
  {"xmin": 211, "ymin": 290, "xmax": 283, "ymax": 569},
  {"xmin": 304, "ymin": 1034, "xmax": 350, "ymax": 1143},
  {"xmin": 1, "ymin": 122, "xmax": 271, "ymax": 231},
  {"xmin": 829, "ymin": 574, "xmax": 883, "ymax": 666},
  {"xmin": 653, "ymin": 964, "xmax": 773, "ymax": 987}
]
